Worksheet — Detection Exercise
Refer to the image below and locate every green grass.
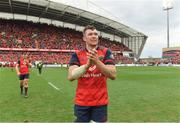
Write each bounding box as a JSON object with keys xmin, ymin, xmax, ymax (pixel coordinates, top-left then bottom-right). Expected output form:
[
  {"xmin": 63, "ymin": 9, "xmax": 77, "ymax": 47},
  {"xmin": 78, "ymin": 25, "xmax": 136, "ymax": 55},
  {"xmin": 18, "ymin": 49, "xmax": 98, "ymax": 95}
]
[{"xmin": 0, "ymin": 67, "xmax": 180, "ymax": 122}]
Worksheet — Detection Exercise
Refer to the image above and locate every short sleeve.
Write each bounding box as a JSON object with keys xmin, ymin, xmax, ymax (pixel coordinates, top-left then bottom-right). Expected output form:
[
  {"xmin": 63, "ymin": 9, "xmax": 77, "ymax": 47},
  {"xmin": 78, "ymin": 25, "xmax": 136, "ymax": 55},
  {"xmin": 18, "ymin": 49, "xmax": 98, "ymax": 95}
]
[
  {"xmin": 17, "ymin": 60, "xmax": 20, "ymax": 65},
  {"xmin": 104, "ymin": 49, "xmax": 115, "ymax": 65},
  {"xmin": 69, "ymin": 53, "xmax": 80, "ymax": 66}
]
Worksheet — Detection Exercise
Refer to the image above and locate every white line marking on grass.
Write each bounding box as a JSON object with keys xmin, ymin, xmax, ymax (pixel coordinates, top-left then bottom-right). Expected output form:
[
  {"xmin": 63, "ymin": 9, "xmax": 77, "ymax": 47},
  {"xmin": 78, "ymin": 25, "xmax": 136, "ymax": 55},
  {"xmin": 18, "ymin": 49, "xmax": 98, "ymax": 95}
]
[
  {"xmin": 48, "ymin": 82, "xmax": 60, "ymax": 90},
  {"xmin": 48, "ymin": 82, "xmax": 64, "ymax": 93}
]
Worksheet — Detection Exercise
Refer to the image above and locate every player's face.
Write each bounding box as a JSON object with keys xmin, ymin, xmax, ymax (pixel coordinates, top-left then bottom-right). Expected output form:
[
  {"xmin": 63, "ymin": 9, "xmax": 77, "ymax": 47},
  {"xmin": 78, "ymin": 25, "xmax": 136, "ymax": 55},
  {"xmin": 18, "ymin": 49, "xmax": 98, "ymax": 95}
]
[
  {"xmin": 83, "ymin": 29, "xmax": 99, "ymax": 46},
  {"xmin": 23, "ymin": 54, "xmax": 27, "ymax": 59},
  {"xmin": 22, "ymin": 54, "xmax": 28, "ymax": 61}
]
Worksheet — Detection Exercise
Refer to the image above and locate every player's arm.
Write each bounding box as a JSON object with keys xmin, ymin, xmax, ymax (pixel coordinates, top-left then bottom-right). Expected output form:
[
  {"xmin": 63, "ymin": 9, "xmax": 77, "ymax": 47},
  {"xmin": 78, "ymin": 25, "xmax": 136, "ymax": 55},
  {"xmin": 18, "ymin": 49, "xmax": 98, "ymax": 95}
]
[
  {"xmin": 87, "ymin": 49, "xmax": 116, "ymax": 80},
  {"xmin": 68, "ymin": 62, "xmax": 90, "ymax": 81},
  {"xmin": 27, "ymin": 59, "xmax": 32, "ymax": 68},
  {"xmin": 15, "ymin": 62, "xmax": 20, "ymax": 76},
  {"xmin": 68, "ymin": 65, "xmax": 79, "ymax": 81},
  {"xmin": 67, "ymin": 53, "xmax": 90, "ymax": 81}
]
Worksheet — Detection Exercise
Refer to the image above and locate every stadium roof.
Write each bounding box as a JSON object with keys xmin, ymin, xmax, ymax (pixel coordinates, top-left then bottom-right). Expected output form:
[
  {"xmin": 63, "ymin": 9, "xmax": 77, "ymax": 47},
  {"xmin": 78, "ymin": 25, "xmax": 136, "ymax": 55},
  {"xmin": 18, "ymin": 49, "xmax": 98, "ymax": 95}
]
[
  {"xmin": 0, "ymin": 0, "xmax": 148, "ymax": 59},
  {"xmin": 0, "ymin": 0, "xmax": 147, "ymax": 38}
]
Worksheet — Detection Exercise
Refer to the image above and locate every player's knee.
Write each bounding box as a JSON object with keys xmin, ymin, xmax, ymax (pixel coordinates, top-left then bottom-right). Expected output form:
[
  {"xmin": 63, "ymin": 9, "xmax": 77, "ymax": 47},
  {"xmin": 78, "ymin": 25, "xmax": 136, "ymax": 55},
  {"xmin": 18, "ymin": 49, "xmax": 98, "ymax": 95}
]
[{"xmin": 24, "ymin": 82, "xmax": 28, "ymax": 87}]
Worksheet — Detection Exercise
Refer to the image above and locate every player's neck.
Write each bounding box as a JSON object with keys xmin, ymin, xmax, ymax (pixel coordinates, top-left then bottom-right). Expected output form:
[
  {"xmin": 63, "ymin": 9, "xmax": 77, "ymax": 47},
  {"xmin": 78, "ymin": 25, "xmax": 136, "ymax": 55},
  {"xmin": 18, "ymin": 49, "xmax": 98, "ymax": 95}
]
[{"xmin": 86, "ymin": 44, "xmax": 97, "ymax": 52}]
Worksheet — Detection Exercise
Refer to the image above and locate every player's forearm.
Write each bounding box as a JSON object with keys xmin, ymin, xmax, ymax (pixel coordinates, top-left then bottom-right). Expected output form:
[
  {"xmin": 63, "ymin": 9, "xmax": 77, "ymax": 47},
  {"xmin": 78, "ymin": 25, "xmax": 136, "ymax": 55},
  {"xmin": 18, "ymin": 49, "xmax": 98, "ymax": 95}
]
[
  {"xmin": 15, "ymin": 65, "xmax": 20, "ymax": 75},
  {"xmin": 95, "ymin": 60, "xmax": 116, "ymax": 80},
  {"xmin": 68, "ymin": 65, "xmax": 88, "ymax": 81}
]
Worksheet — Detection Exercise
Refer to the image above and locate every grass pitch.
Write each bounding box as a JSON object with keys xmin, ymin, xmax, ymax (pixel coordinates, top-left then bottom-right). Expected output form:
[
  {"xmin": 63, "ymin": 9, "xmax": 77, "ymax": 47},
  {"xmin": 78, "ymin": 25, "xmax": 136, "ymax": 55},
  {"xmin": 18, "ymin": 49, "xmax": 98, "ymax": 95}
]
[{"xmin": 0, "ymin": 67, "xmax": 180, "ymax": 122}]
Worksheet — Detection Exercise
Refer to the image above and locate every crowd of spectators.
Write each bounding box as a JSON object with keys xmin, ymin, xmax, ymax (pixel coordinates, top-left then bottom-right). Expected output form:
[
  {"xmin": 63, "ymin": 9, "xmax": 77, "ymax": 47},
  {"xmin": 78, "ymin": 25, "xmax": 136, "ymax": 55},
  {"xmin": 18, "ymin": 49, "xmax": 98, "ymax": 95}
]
[
  {"xmin": 0, "ymin": 19, "xmax": 134, "ymax": 64},
  {"xmin": 0, "ymin": 51, "xmax": 71, "ymax": 64}
]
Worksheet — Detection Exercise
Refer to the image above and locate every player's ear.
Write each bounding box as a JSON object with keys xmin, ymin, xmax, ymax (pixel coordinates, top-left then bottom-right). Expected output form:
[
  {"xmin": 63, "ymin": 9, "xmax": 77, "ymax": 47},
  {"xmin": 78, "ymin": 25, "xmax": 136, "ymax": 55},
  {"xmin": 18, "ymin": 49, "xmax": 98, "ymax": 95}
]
[{"xmin": 83, "ymin": 36, "xmax": 86, "ymax": 42}]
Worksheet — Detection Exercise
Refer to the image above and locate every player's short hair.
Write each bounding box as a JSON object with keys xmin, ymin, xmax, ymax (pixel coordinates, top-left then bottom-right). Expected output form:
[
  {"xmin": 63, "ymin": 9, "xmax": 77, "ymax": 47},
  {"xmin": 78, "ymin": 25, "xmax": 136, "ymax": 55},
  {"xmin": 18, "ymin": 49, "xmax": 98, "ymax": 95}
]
[
  {"xmin": 83, "ymin": 25, "xmax": 96, "ymax": 36},
  {"xmin": 22, "ymin": 52, "xmax": 29, "ymax": 59}
]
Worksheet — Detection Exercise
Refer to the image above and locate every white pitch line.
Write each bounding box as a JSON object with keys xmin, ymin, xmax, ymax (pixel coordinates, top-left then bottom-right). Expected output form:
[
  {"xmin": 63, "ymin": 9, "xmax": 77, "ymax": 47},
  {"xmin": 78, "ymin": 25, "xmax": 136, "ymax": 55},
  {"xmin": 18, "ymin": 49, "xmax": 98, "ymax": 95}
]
[{"xmin": 48, "ymin": 82, "xmax": 60, "ymax": 91}]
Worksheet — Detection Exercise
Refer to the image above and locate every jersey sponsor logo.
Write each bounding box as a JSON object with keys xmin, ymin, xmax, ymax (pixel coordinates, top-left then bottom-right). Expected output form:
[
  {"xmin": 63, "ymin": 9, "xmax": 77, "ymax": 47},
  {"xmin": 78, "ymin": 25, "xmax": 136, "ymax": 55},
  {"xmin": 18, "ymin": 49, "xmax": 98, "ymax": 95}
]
[{"xmin": 82, "ymin": 73, "xmax": 102, "ymax": 78}]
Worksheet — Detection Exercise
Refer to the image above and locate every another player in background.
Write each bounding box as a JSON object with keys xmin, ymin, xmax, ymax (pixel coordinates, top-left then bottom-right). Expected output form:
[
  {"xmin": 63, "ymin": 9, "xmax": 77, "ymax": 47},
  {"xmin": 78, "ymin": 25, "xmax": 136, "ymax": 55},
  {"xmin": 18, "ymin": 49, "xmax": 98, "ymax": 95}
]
[
  {"xmin": 37, "ymin": 61, "xmax": 43, "ymax": 75},
  {"xmin": 68, "ymin": 25, "xmax": 116, "ymax": 122},
  {"xmin": 15, "ymin": 53, "xmax": 32, "ymax": 98},
  {"xmin": 10, "ymin": 61, "xmax": 14, "ymax": 72}
]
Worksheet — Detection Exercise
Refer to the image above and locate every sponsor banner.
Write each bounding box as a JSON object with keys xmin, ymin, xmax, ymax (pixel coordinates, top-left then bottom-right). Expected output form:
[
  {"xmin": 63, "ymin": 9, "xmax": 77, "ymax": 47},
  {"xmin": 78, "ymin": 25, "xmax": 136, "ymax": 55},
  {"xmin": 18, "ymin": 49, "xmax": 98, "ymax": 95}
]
[{"xmin": 0, "ymin": 48, "xmax": 75, "ymax": 52}]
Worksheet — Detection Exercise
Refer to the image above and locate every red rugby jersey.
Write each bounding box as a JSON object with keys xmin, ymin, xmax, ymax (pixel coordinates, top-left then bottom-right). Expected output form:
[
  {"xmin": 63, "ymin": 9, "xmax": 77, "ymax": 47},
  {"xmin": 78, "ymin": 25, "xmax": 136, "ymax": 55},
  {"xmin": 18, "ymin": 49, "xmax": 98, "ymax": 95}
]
[
  {"xmin": 69, "ymin": 47, "xmax": 115, "ymax": 106},
  {"xmin": 18, "ymin": 57, "xmax": 29, "ymax": 74}
]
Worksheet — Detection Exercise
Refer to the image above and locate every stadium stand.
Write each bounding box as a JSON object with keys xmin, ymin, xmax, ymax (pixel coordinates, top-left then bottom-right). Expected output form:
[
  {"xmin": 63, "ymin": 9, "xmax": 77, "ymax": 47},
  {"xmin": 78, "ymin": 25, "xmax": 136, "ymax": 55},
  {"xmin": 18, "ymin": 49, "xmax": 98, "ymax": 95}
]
[{"xmin": 0, "ymin": 19, "xmax": 134, "ymax": 65}]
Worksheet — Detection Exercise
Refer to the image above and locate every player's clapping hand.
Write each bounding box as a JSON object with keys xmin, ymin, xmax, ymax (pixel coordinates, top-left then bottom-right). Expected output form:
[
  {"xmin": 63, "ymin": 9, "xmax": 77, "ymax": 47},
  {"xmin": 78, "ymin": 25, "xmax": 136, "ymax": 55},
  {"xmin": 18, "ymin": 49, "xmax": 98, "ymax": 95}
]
[
  {"xmin": 86, "ymin": 52, "xmax": 93, "ymax": 68},
  {"xmin": 86, "ymin": 48, "xmax": 99, "ymax": 69},
  {"xmin": 87, "ymin": 49, "xmax": 99, "ymax": 64}
]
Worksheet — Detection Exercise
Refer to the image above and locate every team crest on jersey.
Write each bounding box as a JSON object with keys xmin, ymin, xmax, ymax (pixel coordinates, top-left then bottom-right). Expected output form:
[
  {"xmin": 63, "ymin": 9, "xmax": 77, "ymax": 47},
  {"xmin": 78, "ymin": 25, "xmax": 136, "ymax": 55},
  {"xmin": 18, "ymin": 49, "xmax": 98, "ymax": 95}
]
[
  {"xmin": 88, "ymin": 65, "xmax": 96, "ymax": 71},
  {"xmin": 98, "ymin": 56, "xmax": 104, "ymax": 61}
]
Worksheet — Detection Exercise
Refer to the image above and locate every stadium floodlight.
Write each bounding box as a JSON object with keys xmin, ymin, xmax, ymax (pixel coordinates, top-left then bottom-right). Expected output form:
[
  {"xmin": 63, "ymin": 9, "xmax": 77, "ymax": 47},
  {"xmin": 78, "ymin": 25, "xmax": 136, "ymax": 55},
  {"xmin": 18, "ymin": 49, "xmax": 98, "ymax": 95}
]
[{"xmin": 163, "ymin": 0, "xmax": 173, "ymax": 48}]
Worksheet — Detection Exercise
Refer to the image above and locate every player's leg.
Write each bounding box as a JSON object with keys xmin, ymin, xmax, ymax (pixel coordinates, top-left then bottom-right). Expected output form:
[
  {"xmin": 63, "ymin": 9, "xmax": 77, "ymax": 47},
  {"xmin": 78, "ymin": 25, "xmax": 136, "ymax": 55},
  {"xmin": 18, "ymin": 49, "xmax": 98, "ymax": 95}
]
[
  {"xmin": 23, "ymin": 74, "xmax": 29, "ymax": 98},
  {"xmin": 91, "ymin": 105, "xmax": 107, "ymax": 122},
  {"xmin": 19, "ymin": 75, "xmax": 24, "ymax": 95},
  {"xmin": 38, "ymin": 68, "xmax": 40, "ymax": 75},
  {"xmin": 20, "ymin": 80, "xmax": 24, "ymax": 94},
  {"xmin": 39, "ymin": 68, "xmax": 42, "ymax": 74},
  {"xmin": 24, "ymin": 79, "xmax": 28, "ymax": 98}
]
